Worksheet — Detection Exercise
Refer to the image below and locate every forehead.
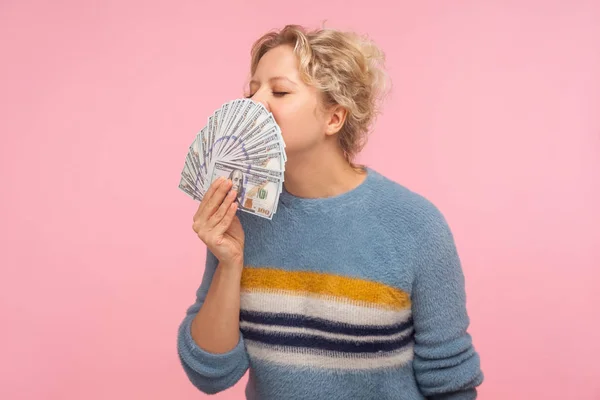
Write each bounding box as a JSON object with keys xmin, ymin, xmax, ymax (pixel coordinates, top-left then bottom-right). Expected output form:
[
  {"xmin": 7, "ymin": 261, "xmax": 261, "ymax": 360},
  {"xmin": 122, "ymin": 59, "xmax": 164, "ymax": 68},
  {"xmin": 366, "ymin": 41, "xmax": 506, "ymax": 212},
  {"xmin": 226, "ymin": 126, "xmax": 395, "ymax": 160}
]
[{"xmin": 253, "ymin": 45, "xmax": 299, "ymax": 79}]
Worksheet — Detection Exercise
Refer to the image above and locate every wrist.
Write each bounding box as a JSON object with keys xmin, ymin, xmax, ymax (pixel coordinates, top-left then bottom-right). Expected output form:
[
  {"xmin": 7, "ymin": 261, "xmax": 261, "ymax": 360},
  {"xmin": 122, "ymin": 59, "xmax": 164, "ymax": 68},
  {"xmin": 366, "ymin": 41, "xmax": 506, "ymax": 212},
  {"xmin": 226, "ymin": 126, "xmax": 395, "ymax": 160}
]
[{"xmin": 220, "ymin": 258, "xmax": 244, "ymax": 272}]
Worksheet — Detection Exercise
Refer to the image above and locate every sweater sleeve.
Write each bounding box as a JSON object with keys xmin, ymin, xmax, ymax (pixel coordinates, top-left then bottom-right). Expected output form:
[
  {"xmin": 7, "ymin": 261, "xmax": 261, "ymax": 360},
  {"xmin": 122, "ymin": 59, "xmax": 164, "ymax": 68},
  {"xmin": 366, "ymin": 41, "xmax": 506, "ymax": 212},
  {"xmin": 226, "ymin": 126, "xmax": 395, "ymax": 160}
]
[
  {"xmin": 411, "ymin": 203, "xmax": 484, "ymax": 399},
  {"xmin": 176, "ymin": 250, "xmax": 250, "ymax": 395}
]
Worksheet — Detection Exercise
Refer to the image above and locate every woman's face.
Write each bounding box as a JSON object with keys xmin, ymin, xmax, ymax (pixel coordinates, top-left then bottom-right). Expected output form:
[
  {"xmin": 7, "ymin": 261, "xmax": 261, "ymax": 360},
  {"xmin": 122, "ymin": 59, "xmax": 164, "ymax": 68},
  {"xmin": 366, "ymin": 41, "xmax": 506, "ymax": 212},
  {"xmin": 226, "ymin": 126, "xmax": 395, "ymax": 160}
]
[
  {"xmin": 246, "ymin": 45, "xmax": 329, "ymax": 158},
  {"xmin": 231, "ymin": 170, "xmax": 243, "ymax": 193}
]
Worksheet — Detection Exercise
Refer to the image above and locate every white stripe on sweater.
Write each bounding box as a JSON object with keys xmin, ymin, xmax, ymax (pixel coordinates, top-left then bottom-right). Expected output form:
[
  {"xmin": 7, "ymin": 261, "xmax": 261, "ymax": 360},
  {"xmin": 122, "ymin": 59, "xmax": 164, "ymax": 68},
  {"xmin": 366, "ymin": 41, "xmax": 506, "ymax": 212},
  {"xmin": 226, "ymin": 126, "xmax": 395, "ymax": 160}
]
[
  {"xmin": 245, "ymin": 339, "xmax": 414, "ymax": 370},
  {"xmin": 240, "ymin": 290, "xmax": 411, "ymax": 327}
]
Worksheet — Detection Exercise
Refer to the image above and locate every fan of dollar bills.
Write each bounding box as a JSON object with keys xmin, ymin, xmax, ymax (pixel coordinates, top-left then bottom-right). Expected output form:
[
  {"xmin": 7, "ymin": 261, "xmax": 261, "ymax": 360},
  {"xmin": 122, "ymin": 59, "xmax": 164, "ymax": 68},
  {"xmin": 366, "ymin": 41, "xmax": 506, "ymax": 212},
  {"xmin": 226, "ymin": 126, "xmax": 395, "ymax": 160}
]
[{"xmin": 179, "ymin": 98, "xmax": 286, "ymax": 220}]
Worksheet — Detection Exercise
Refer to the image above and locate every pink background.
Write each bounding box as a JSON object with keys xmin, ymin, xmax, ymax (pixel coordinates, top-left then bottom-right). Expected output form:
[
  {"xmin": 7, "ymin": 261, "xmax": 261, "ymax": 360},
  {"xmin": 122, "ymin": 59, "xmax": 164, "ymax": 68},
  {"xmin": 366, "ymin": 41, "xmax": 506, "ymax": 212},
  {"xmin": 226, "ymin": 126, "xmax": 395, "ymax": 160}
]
[{"xmin": 1, "ymin": 1, "xmax": 599, "ymax": 399}]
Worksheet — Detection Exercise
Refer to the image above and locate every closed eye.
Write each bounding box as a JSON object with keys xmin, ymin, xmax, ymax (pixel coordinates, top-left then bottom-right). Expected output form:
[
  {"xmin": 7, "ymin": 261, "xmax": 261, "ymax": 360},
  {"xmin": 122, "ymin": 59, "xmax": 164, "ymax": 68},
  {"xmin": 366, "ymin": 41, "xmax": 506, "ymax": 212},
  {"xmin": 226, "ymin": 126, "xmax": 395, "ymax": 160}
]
[{"xmin": 244, "ymin": 91, "xmax": 289, "ymax": 99}]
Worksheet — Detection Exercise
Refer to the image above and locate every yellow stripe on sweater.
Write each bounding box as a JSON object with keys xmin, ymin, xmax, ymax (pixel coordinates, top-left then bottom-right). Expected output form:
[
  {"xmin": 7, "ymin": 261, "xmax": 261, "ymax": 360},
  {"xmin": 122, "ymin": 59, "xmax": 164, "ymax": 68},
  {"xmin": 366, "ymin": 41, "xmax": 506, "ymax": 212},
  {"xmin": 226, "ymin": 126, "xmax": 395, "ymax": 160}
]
[{"xmin": 241, "ymin": 267, "xmax": 411, "ymax": 310}]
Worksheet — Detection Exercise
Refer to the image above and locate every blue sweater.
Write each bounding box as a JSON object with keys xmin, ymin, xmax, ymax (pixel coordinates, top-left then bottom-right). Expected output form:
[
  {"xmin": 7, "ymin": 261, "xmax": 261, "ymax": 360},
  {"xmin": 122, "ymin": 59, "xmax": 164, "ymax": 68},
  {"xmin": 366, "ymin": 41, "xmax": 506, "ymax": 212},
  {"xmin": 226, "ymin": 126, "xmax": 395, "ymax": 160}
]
[{"xmin": 177, "ymin": 168, "xmax": 484, "ymax": 399}]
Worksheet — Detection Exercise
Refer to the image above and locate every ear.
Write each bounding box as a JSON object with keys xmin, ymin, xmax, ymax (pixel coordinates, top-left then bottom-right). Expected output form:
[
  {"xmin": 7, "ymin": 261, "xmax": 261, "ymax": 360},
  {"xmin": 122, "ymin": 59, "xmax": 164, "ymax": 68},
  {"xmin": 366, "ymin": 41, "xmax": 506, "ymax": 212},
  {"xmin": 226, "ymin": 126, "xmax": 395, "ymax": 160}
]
[{"xmin": 324, "ymin": 105, "xmax": 347, "ymax": 136}]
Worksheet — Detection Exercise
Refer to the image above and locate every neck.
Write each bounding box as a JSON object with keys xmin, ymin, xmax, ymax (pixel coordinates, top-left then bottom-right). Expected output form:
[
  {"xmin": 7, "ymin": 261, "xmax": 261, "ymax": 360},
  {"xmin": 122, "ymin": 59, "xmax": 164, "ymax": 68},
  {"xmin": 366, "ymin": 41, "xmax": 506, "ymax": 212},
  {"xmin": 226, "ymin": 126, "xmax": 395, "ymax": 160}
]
[{"xmin": 283, "ymin": 144, "xmax": 367, "ymax": 199}]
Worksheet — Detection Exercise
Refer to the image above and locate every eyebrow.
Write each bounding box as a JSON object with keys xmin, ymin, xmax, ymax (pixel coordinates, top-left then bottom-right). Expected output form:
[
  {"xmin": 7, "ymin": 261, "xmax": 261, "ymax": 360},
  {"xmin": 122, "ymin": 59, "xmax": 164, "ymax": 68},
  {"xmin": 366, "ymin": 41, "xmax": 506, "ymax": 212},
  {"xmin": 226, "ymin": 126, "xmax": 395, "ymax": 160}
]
[{"xmin": 249, "ymin": 76, "xmax": 298, "ymax": 86}]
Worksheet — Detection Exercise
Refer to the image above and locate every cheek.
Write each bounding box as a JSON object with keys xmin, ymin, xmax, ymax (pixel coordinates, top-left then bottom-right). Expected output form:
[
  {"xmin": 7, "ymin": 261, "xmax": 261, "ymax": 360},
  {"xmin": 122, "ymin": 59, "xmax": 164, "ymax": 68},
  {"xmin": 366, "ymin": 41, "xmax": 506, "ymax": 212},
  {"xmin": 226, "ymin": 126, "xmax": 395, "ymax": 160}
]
[{"xmin": 271, "ymin": 100, "xmax": 322, "ymax": 140}]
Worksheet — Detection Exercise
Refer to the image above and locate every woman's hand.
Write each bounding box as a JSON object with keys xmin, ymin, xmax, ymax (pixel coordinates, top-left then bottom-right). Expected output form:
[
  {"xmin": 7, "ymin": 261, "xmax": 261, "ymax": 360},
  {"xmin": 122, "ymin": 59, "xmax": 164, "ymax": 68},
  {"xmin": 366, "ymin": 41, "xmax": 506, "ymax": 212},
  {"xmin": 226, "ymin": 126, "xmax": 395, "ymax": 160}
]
[{"xmin": 192, "ymin": 177, "xmax": 245, "ymax": 267}]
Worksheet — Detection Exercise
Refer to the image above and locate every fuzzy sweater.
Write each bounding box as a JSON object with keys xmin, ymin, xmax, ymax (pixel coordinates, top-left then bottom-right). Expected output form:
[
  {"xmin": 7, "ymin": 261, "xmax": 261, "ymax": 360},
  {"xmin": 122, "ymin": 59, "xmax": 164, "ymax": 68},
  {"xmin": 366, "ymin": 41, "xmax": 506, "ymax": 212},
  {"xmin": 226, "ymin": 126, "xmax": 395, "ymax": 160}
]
[{"xmin": 177, "ymin": 168, "xmax": 484, "ymax": 399}]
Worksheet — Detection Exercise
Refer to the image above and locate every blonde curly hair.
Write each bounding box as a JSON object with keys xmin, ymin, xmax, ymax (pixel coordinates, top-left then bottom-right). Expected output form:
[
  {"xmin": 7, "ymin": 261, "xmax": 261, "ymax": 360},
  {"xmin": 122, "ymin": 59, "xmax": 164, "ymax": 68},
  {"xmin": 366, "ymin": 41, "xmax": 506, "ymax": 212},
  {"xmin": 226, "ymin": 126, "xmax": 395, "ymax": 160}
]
[{"xmin": 248, "ymin": 24, "xmax": 390, "ymax": 164}]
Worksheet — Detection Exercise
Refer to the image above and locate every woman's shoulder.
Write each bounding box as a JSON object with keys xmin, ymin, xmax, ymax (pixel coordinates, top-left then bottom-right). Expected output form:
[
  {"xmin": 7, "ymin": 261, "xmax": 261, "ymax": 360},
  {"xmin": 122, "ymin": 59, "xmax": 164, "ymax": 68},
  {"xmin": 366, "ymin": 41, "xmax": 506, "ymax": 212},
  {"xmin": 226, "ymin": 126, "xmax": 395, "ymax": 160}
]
[{"xmin": 366, "ymin": 168, "xmax": 450, "ymax": 232}]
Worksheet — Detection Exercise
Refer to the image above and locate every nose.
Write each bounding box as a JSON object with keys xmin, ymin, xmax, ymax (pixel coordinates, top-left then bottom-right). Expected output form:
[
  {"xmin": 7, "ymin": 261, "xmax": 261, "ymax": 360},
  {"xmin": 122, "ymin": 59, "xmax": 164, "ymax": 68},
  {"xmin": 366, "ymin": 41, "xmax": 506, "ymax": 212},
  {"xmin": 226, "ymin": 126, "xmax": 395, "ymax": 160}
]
[{"xmin": 250, "ymin": 90, "xmax": 271, "ymax": 112}]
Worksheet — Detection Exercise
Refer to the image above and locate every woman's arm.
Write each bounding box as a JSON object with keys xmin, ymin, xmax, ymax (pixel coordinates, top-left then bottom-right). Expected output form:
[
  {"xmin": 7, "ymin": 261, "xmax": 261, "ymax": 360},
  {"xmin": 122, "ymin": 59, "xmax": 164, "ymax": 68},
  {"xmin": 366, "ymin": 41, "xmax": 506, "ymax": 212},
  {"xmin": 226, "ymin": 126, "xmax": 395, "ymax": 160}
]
[
  {"xmin": 191, "ymin": 257, "xmax": 244, "ymax": 354},
  {"xmin": 178, "ymin": 178, "xmax": 249, "ymax": 395},
  {"xmin": 411, "ymin": 203, "xmax": 484, "ymax": 399},
  {"xmin": 177, "ymin": 251, "xmax": 250, "ymax": 395}
]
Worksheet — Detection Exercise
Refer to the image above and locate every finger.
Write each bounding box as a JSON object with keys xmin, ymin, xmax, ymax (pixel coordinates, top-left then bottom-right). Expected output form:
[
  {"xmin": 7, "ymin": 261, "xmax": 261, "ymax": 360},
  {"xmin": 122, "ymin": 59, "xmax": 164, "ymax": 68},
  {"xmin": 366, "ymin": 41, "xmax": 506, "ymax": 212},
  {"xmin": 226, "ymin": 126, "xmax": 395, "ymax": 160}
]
[
  {"xmin": 194, "ymin": 177, "xmax": 225, "ymax": 220},
  {"xmin": 214, "ymin": 201, "xmax": 238, "ymax": 236},
  {"xmin": 208, "ymin": 189, "xmax": 237, "ymax": 228},
  {"xmin": 195, "ymin": 177, "xmax": 224, "ymax": 218},
  {"xmin": 201, "ymin": 178, "xmax": 233, "ymax": 220}
]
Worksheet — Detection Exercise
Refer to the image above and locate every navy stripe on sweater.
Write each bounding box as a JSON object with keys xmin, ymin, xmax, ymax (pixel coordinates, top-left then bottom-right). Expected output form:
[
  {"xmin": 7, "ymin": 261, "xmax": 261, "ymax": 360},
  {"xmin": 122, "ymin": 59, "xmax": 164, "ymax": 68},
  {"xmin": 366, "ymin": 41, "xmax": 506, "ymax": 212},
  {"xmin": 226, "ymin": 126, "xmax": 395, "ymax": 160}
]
[
  {"xmin": 240, "ymin": 310, "xmax": 412, "ymax": 337},
  {"xmin": 240, "ymin": 327, "xmax": 413, "ymax": 353}
]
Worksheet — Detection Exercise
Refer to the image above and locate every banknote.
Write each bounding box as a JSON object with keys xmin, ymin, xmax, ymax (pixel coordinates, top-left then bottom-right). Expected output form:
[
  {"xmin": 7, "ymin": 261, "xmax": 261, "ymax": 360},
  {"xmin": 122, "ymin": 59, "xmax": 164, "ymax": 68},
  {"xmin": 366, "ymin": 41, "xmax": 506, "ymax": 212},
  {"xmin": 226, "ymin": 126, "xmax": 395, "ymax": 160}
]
[
  {"xmin": 228, "ymin": 151, "xmax": 285, "ymax": 171},
  {"xmin": 209, "ymin": 161, "xmax": 281, "ymax": 219}
]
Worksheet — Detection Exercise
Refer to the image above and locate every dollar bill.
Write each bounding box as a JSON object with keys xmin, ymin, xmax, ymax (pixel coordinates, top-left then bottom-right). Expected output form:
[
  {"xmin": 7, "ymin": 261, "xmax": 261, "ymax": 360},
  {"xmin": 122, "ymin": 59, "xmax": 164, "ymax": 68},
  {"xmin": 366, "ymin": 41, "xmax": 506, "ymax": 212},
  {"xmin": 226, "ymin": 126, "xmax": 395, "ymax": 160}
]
[
  {"xmin": 213, "ymin": 100, "xmax": 251, "ymax": 162},
  {"xmin": 228, "ymin": 151, "xmax": 285, "ymax": 171},
  {"xmin": 222, "ymin": 113, "xmax": 277, "ymax": 158},
  {"xmin": 220, "ymin": 103, "xmax": 271, "ymax": 157},
  {"xmin": 209, "ymin": 161, "xmax": 281, "ymax": 219},
  {"xmin": 216, "ymin": 160, "xmax": 284, "ymax": 194},
  {"xmin": 179, "ymin": 178, "xmax": 200, "ymax": 200},
  {"xmin": 231, "ymin": 130, "xmax": 280, "ymax": 158},
  {"xmin": 216, "ymin": 99, "xmax": 244, "ymax": 157},
  {"xmin": 229, "ymin": 141, "xmax": 285, "ymax": 163}
]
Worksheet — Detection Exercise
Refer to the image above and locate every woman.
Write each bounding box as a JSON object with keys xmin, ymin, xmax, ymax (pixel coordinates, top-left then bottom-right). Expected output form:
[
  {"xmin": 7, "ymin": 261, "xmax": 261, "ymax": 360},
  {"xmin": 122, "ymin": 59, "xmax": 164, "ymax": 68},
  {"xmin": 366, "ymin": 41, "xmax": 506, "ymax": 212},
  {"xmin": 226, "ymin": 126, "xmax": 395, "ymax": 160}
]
[{"xmin": 178, "ymin": 24, "xmax": 483, "ymax": 399}]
